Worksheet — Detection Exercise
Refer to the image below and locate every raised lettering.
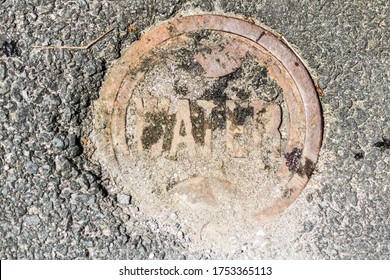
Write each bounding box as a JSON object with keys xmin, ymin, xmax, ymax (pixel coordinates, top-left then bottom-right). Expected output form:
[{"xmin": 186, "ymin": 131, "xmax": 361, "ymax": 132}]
[
  {"xmin": 132, "ymin": 98, "xmax": 282, "ymax": 159},
  {"xmin": 252, "ymin": 100, "xmax": 281, "ymax": 155},
  {"xmin": 170, "ymin": 99, "xmax": 197, "ymax": 157},
  {"xmin": 196, "ymin": 100, "xmax": 217, "ymax": 155},
  {"xmin": 134, "ymin": 97, "xmax": 170, "ymax": 157},
  {"xmin": 226, "ymin": 100, "xmax": 248, "ymax": 158}
]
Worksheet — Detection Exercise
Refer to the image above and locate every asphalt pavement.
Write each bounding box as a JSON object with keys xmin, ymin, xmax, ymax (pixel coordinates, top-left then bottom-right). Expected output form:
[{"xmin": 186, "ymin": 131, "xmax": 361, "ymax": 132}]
[{"xmin": 0, "ymin": 0, "xmax": 389, "ymax": 259}]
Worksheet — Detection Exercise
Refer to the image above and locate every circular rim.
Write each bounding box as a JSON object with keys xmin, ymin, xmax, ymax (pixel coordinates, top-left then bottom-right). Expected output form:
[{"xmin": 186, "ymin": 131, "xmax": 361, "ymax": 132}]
[{"xmin": 93, "ymin": 14, "xmax": 323, "ymax": 221}]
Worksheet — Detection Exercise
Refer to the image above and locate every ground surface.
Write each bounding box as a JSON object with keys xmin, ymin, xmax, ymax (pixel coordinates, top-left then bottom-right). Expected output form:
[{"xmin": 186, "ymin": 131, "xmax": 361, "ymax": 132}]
[{"xmin": 0, "ymin": 0, "xmax": 389, "ymax": 259}]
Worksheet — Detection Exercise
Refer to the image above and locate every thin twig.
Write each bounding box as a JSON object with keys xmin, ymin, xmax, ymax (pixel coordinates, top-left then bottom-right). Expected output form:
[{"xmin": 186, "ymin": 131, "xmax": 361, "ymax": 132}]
[{"xmin": 32, "ymin": 28, "xmax": 114, "ymax": 50}]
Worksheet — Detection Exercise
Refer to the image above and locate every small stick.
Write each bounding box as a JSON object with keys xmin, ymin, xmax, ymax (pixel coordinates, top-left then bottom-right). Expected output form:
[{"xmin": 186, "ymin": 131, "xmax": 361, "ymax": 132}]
[{"xmin": 32, "ymin": 28, "xmax": 114, "ymax": 50}]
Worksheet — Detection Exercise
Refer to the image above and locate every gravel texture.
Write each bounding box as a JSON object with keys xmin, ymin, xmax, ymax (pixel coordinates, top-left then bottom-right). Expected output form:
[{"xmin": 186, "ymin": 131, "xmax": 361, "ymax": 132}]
[{"xmin": 0, "ymin": 0, "xmax": 389, "ymax": 259}]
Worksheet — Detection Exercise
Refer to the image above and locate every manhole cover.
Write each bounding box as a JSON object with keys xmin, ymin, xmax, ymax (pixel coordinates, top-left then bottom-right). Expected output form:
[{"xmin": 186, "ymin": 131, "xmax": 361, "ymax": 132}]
[{"xmin": 93, "ymin": 15, "xmax": 322, "ymax": 244}]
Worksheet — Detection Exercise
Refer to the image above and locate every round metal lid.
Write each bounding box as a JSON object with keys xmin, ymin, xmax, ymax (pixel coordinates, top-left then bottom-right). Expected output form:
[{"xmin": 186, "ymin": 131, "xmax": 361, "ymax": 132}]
[{"xmin": 93, "ymin": 15, "xmax": 322, "ymax": 231}]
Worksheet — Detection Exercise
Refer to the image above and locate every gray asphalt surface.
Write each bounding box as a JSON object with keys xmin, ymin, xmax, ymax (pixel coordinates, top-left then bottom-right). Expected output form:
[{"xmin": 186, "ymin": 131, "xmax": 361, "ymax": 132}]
[{"xmin": 0, "ymin": 0, "xmax": 389, "ymax": 259}]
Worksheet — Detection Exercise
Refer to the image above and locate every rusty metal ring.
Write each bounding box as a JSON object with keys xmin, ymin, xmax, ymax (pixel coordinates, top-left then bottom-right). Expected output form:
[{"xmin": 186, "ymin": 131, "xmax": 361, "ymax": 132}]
[{"xmin": 93, "ymin": 14, "xmax": 322, "ymax": 222}]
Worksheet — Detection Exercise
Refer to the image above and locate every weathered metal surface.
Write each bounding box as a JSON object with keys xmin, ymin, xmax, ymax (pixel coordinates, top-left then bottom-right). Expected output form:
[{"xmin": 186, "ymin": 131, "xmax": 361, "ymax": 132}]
[{"xmin": 93, "ymin": 15, "xmax": 322, "ymax": 223}]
